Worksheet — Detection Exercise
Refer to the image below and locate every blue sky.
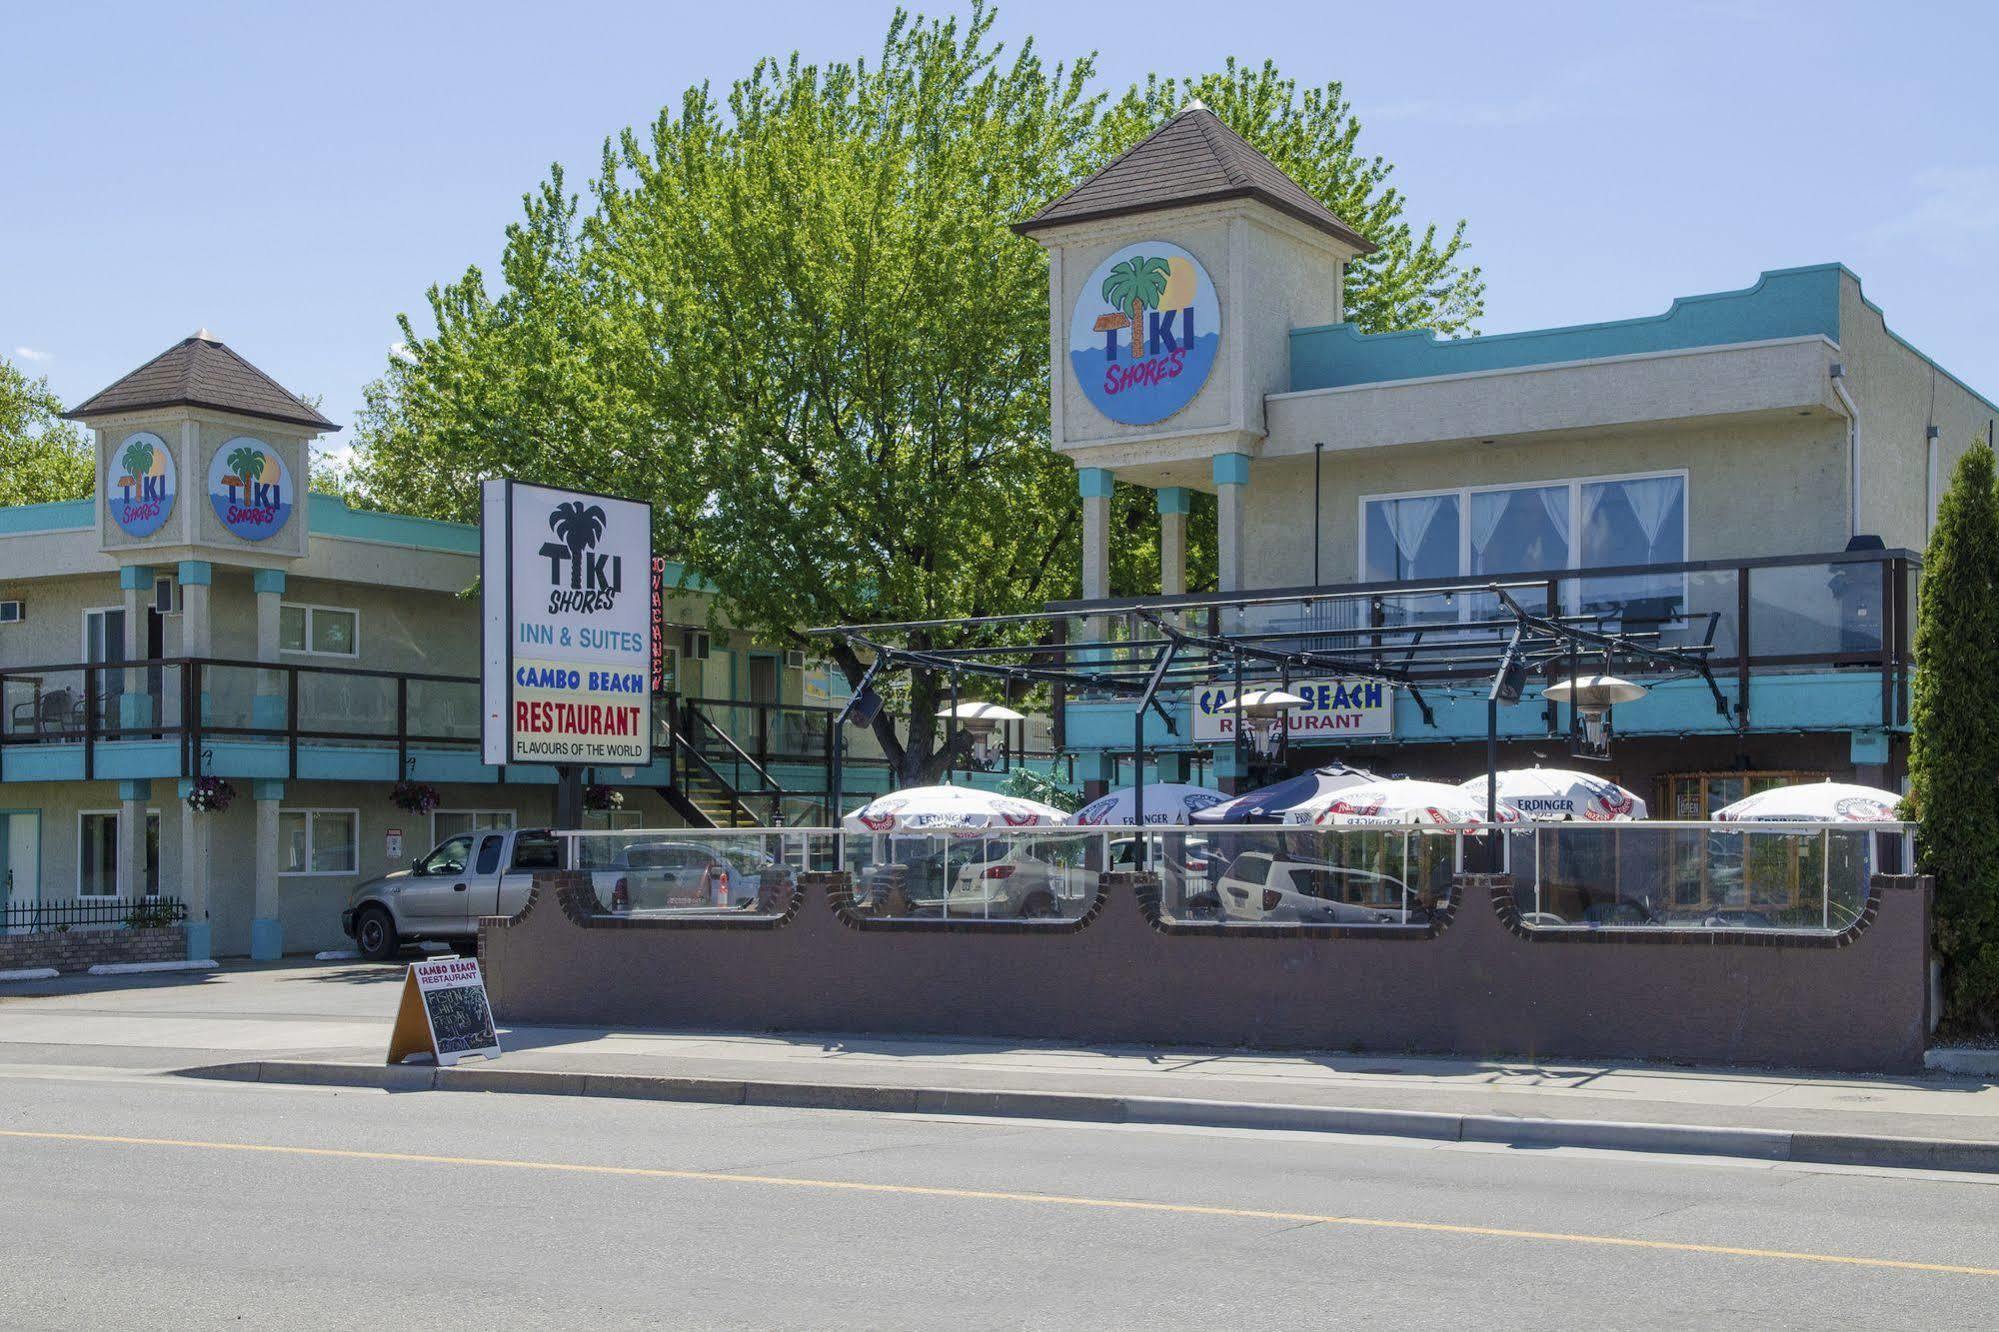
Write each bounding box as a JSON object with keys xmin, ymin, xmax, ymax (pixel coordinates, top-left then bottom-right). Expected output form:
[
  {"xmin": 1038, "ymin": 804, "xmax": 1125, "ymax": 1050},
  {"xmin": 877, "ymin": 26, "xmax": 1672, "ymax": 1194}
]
[{"xmin": 6, "ymin": 1, "xmax": 1995, "ymax": 456}]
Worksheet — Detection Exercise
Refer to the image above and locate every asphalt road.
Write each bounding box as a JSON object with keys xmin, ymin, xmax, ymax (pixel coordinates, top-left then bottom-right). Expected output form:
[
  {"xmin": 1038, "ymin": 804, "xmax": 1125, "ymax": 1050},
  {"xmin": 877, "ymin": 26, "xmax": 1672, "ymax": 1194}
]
[{"xmin": 1, "ymin": 1068, "xmax": 1997, "ymax": 1328}]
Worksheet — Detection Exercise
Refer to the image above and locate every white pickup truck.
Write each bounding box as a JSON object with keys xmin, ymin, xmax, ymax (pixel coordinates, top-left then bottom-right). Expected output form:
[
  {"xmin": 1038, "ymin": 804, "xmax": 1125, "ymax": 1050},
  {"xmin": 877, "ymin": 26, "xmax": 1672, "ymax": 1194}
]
[{"xmin": 339, "ymin": 827, "xmax": 622, "ymax": 961}]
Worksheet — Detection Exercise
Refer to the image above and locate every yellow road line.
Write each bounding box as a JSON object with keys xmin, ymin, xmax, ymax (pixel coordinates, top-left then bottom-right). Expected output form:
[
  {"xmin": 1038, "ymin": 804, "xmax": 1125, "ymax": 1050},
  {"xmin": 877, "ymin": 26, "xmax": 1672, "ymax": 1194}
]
[{"xmin": 3, "ymin": 1127, "xmax": 1994, "ymax": 1278}]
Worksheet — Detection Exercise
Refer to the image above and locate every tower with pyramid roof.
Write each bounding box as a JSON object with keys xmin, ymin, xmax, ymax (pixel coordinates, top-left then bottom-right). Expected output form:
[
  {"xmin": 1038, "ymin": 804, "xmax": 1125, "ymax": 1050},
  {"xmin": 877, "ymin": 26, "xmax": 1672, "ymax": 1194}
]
[{"xmin": 1016, "ymin": 101, "xmax": 1373, "ymax": 595}]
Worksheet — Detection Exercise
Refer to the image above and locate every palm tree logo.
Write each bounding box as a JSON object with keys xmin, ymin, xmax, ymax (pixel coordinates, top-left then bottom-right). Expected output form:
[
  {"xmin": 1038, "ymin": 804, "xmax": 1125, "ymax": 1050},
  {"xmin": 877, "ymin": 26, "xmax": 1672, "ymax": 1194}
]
[
  {"xmin": 548, "ymin": 501, "xmax": 608, "ymax": 589},
  {"xmin": 1101, "ymin": 255, "xmax": 1172, "ymax": 359},
  {"xmin": 120, "ymin": 438, "xmax": 154, "ymax": 494},
  {"xmin": 226, "ymin": 444, "xmax": 266, "ymax": 496}
]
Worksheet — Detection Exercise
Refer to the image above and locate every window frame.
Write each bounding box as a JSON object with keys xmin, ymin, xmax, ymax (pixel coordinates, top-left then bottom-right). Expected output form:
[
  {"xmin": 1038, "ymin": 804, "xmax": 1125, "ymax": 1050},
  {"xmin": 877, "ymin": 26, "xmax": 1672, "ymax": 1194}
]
[
  {"xmin": 277, "ymin": 807, "xmax": 361, "ymax": 876},
  {"xmin": 75, "ymin": 807, "xmax": 160, "ymax": 898},
  {"xmin": 1358, "ymin": 468, "xmax": 1690, "ymax": 592},
  {"xmin": 430, "ymin": 809, "xmax": 514, "ymax": 846},
  {"xmin": 277, "ymin": 601, "xmax": 361, "ymax": 659}
]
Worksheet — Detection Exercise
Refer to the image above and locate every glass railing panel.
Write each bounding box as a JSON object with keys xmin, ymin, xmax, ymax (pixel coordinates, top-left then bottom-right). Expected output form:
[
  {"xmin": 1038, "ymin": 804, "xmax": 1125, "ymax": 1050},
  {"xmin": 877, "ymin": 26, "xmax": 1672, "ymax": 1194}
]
[
  {"xmin": 841, "ymin": 830, "xmax": 1106, "ymax": 922},
  {"xmin": 1749, "ymin": 561, "xmax": 1884, "ymax": 659},
  {"xmin": 295, "ymin": 670, "xmax": 397, "ymax": 741},
  {"xmin": 407, "ymin": 678, "xmax": 481, "ymax": 742},
  {"xmin": 1137, "ymin": 825, "xmax": 1455, "ymax": 927},
  {"xmin": 561, "ymin": 828, "xmax": 833, "ymax": 917}
]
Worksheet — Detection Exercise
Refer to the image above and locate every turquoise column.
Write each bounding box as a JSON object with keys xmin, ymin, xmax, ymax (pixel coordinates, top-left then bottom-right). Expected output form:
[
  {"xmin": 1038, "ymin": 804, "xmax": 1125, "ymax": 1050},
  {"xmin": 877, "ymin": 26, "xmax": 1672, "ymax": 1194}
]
[
  {"xmin": 250, "ymin": 777, "xmax": 285, "ymax": 960},
  {"xmin": 252, "ymin": 568, "xmax": 287, "ymax": 730},
  {"xmin": 1212, "ymin": 453, "xmax": 1250, "ymax": 593},
  {"xmin": 117, "ymin": 565, "xmax": 156, "ymax": 729}
]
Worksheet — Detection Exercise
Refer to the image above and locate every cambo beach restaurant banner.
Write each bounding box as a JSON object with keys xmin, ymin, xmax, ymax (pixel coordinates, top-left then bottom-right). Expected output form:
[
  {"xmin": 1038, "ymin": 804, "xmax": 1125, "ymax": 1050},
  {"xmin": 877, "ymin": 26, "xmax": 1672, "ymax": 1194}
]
[
  {"xmin": 481, "ymin": 480, "xmax": 653, "ymax": 766},
  {"xmin": 1193, "ymin": 678, "xmax": 1394, "ymax": 742}
]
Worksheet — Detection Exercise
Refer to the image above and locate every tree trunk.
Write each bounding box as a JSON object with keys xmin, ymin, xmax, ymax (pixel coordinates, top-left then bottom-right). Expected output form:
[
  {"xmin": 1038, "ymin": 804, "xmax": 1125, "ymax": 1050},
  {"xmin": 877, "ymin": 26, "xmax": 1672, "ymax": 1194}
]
[{"xmin": 1129, "ymin": 298, "xmax": 1145, "ymax": 359}]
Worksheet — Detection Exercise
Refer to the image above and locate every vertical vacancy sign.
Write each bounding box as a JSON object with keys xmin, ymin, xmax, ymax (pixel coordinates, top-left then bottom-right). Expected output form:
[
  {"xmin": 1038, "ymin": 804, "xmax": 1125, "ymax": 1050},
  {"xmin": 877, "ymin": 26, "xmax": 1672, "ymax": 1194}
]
[{"xmin": 481, "ymin": 480, "xmax": 653, "ymax": 767}]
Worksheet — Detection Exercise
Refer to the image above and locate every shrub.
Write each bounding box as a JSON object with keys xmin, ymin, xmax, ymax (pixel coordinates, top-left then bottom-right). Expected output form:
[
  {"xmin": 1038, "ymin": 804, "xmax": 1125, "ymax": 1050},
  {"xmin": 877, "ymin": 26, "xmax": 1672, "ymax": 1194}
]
[{"xmin": 1909, "ymin": 442, "xmax": 1999, "ymax": 1031}]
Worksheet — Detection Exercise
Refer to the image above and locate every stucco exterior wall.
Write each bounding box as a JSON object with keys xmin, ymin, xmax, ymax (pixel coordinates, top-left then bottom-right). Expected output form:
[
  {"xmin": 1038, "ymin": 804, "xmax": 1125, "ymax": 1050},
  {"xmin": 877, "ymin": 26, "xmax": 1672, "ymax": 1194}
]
[
  {"xmin": 1240, "ymin": 414, "xmax": 1849, "ymax": 590},
  {"xmin": 1839, "ymin": 272, "xmax": 1999, "ymax": 549}
]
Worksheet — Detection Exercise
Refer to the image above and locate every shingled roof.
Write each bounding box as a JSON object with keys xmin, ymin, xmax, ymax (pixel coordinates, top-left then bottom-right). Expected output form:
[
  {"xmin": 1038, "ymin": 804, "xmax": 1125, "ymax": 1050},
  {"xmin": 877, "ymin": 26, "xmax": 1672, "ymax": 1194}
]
[
  {"xmin": 64, "ymin": 331, "xmax": 339, "ymax": 431},
  {"xmin": 1016, "ymin": 103, "xmax": 1375, "ymax": 253}
]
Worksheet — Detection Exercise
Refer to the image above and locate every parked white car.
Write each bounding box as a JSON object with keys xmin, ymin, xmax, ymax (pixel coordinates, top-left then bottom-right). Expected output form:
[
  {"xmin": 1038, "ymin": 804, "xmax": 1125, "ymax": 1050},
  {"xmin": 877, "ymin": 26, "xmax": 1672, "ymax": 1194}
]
[
  {"xmin": 932, "ymin": 838, "xmax": 1098, "ymax": 918},
  {"xmin": 1212, "ymin": 850, "xmax": 1421, "ymax": 924}
]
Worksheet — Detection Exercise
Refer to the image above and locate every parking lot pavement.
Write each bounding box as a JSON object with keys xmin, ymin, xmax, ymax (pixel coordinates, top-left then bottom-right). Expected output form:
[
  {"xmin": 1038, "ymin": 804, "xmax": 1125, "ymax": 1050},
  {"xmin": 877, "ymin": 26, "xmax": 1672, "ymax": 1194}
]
[{"xmin": 6, "ymin": 957, "xmax": 1999, "ymax": 1151}]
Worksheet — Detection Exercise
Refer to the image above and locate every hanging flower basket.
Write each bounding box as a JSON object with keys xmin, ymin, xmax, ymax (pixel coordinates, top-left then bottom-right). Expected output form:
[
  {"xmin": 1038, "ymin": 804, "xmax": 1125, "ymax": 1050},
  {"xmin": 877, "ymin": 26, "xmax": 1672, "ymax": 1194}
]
[
  {"xmin": 392, "ymin": 781, "xmax": 441, "ymax": 815},
  {"xmin": 184, "ymin": 776, "xmax": 236, "ymax": 814},
  {"xmin": 584, "ymin": 784, "xmax": 624, "ymax": 812}
]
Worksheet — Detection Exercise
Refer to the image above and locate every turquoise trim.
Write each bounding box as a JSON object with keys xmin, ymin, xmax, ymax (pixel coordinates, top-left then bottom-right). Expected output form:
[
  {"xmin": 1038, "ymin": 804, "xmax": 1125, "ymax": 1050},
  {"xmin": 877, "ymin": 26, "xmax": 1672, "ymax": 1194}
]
[
  {"xmin": 308, "ymin": 493, "xmax": 480, "ymax": 554},
  {"xmin": 184, "ymin": 921, "xmax": 212, "ymax": 962},
  {"xmin": 1850, "ymin": 728, "xmax": 1890, "ymax": 765},
  {"xmin": 1289, "ymin": 265, "xmax": 1845, "ymax": 393},
  {"xmin": 118, "ymin": 564, "xmax": 154, "ymax": 590},
  {"xmin": 252, "ymin": 568, "xmax": 286, "ymax": 595},
  {"xmin": 176, "ymin": 560, "xmax": 212, "ymax": 586},
  {"xmin": 0, "ymin": 498, "xmax": 91, "ymax": 535},
  {"xmin": 1077, "ymin": 468, "xmax": 1116, "ymax": 499},
  {"xmin": 252, "ymin": 779, "xmax": 285, "ymax": 802},
  {"xmin": 1155, "ymin": 486, "xmax": 1193, "ymax": 516},
  {"xmin": 118, "ymin": 779, "xmax": 152, "ymax": 801},
  {"xmin": 1211, "ymin": 453, "xmax": 1251, "ymax": 487}
]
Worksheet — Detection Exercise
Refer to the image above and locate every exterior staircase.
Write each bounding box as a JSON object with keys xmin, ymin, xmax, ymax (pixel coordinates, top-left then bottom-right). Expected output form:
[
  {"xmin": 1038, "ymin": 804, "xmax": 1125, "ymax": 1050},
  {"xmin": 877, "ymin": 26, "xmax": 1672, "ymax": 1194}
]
[{"xmin": 663, "ymin": 700, "xmax": 789, "ymax": 829}]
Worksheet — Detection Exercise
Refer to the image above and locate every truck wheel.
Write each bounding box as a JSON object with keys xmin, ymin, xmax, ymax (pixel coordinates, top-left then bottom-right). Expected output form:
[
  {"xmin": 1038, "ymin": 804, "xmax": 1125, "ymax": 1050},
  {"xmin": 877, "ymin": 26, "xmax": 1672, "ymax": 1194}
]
[{"xmin": 354, "ymin": 906, "xmax": 401, "ymax": 963}]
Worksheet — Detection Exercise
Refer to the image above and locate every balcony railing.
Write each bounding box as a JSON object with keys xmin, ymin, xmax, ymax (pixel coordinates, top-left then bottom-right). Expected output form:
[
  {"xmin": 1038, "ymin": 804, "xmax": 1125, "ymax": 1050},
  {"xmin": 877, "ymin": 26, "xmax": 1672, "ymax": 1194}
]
[{"xmin": 1046, "ymin": 547, "xmax": 1918, "ymax": 730}]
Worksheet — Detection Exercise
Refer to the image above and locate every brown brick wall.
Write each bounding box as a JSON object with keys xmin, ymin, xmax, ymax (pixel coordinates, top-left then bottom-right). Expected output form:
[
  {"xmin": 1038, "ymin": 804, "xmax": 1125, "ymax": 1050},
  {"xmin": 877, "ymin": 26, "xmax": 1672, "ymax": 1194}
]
[
  {"xmin": 0, "ymin": 927, "xmax": 188, "ymax": 973},
  {"xmin": 484, "ymin": 870, "xmax": 1934, "ymax": 1073}
]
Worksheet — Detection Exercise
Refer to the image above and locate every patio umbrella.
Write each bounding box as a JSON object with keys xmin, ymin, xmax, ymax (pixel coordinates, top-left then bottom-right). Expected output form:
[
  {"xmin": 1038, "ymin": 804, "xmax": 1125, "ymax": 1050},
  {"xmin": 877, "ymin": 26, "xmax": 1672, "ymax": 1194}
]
[
  {"xmin": 1074, "ymin": 783, "xmax": 1230, "ymax": 826},
  {"xmin": 1459, "ymin": 768, "xmax": 1648, "ymax": 822},
  {"xmin": 1282, "ymin": 778, "xmax": 1523, "ymax": 827},
  {"xmin": 1191, "ymin": 764, "xmax": 1381, "ymax": 825},
  {"xmin": 841, "ymin": 784, "xmax": 1071, "ymax": 833},
  {"xmin": 1713, "ymin": 781, "xmax": 1903, "ymax": 823}
]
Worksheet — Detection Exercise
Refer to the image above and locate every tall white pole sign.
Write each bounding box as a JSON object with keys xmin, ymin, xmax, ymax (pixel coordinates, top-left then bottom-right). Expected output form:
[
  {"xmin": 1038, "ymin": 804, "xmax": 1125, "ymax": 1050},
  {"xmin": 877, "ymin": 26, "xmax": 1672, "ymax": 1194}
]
[{"xmin": 481, "ymin": 479, "xmax": 653, "ymax": 767}]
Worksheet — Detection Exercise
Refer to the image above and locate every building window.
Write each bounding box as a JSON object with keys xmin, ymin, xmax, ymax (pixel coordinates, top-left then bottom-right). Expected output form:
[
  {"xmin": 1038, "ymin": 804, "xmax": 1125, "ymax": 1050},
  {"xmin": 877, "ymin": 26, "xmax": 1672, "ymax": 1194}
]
[
  {"xmin": 1361, "ymin": 472, "xmax": 1687, "ymax": 620},
  {"xmin": 279, "ymin": 809, "xmax": 358, "ymax": 875},
  {"xmin": 432, "ymin": 810, "xmax": 514, "ymax": 846},
  {"xmin": 77, "ymin": 809, "xmax": 159, "ymax": 897},
  {"xmin": 278, "ymin": 603, "xmax": 359, "ymax": 657},
  {"xmin": 0, "ymin": 600, "xmax": 23, "ymax": 624}
]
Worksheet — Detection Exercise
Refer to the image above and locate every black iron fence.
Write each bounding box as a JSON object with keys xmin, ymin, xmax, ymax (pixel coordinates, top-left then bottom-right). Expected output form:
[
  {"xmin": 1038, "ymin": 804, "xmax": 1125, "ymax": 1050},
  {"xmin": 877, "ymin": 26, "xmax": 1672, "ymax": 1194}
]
[{"xmin": 2, "ymin": 896, "xmax": 186, "ymax": 933}]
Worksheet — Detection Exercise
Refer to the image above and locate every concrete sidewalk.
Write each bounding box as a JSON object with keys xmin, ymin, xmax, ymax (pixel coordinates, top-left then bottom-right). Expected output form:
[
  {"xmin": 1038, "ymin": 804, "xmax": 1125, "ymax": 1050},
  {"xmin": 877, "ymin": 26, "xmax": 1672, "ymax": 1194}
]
[{"xmin": 7, "ymin": 959, "xmax": 1999, "ymax": 1168}]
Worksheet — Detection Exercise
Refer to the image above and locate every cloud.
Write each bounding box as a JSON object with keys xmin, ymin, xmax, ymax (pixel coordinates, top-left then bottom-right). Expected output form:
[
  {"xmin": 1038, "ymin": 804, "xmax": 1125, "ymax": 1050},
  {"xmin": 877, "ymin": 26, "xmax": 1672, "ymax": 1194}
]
[
  {"xmin": 12, "ymin": 346, "xmax": 50, "ymax": 362},
  {"xmin": 388, "ymin": 340, "xmax": 416, "ymax": 364},
  {"xmin": 1876, "ymin": 167, "xmax": 1999, "ymax": 242},
  {"xmin": 1369, "ymin": 94, "xmax": 1562, "ymax": 128}
]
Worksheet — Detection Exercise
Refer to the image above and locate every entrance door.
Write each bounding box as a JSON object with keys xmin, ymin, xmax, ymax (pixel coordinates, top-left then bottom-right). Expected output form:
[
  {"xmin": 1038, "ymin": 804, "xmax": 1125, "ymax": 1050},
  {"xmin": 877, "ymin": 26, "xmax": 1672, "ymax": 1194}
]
[
  {"xmin": 748, "ymin": 655, "xmax": 780, "ymax": 706},
  {"xmin": 84, "ymin": 607, "xmax": 126, "ymax": 721},
  {"xmin": 1, "ymin": 812, "xmax": 39, "ymax": 932}
]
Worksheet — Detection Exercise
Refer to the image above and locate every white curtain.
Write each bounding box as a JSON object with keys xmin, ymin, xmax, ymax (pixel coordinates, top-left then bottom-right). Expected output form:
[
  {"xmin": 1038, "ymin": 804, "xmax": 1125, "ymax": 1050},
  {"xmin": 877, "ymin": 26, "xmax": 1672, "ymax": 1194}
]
[
  {"xmin": 1383, "ymin": 496, "xmax": 1450, "ymax": 575},
  {"xmin": 1468, "ymin": 493, "xmax": 1508, "ymax": 572},
  {"xmin": 1537, "ymin": 485, "xmax": 1572, "ymax": 553},
  {"xmin": 1622, "ymin": 476, "xmax": 1680, "ymax": 554}
]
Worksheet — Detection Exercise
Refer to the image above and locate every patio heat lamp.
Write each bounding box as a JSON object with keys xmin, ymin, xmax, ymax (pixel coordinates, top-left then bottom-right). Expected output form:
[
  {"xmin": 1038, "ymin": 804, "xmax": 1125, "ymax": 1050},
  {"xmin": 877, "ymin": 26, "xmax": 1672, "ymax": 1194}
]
[
  {"xmin": 1219, "ymin": 687, "xmax": 1308, "ymax": 763},
  {"xmin": 935, "ymin": 700, "xmax": 1027, "ymax": 769},
  {"xmin": 1542, "ymin": 674, "xmax": 1647, "ymax": 756}
]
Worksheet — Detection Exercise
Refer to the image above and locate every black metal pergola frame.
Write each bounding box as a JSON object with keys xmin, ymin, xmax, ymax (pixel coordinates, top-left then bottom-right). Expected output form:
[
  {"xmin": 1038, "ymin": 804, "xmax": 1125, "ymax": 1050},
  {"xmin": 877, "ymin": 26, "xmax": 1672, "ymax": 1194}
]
[{"xmin": 811, "ymin": 578, "xmax": 1731, "ymax": 855}]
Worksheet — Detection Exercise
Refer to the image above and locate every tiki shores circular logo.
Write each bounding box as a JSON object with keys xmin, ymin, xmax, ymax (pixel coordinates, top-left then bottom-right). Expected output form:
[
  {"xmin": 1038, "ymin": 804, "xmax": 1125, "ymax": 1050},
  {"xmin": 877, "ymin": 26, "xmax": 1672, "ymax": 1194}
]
[
  {"xmin": 105, "ymin": 431, "xmax": 176, "ymax": 538},
  {"xmin": 1069, "ymin": 240, "xmax": 1220, "ymax": 427},
  {"xmin": 207, "ymin": 437, "xmax": 293, "ymax": 541}
]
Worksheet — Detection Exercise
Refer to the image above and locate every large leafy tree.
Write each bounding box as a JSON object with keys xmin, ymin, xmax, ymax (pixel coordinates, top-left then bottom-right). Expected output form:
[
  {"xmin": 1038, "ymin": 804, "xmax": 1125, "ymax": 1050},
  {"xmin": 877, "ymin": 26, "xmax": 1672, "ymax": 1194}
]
[
  {"xmin": 1908, "ymin": 441, "xmax": 1999, "ymax": 1032},
  {"xmin": 0, "ymin": 357, "xmax": 93, "ymax": 507},
  {"xmin": 348, "ymin": 5, "xmax": 1482, "ymax": 783}
]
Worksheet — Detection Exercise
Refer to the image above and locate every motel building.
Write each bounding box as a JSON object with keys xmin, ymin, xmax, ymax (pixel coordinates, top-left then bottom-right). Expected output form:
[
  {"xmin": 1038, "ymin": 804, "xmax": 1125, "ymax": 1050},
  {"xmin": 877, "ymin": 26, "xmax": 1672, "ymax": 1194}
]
[
  {"xmin": 1011, "ymin": 104, "xmax": 1994, "ymax": 809},
  {"xmin": 0, "ymin": 334, "xmax": 1054, "ymax": 959}
]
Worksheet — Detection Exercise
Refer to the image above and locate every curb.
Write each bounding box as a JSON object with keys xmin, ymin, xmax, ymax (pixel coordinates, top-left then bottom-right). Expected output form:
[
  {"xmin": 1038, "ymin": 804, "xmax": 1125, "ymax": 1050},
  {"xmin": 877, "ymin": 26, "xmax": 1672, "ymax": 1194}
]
[
  {"xmin": 1925, "ymin": 1047, "xmax": 1999, "ymax": 1077},
  {"xmin": 176, "ymin": 1059, "xmax": 1999, "ymax": 1174},
  {"xmin": 88, "ymin": 959, "xmax": 218, "ymax": 976}
]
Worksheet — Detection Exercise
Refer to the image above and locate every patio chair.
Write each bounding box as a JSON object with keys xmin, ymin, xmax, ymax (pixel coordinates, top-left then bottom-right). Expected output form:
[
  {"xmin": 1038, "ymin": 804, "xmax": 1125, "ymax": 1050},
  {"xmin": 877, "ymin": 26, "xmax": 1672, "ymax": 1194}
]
[{"xmin": 29, "ymin": 688, "xmax": 79, "ymax": 738}]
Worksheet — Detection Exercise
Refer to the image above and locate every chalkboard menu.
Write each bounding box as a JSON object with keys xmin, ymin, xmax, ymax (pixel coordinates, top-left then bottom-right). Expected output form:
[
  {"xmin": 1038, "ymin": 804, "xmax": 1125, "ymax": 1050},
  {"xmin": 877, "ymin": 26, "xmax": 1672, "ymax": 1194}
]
[{"xmin": 387, "ymin": 956, "xmax": 501, "ymax": 1067}]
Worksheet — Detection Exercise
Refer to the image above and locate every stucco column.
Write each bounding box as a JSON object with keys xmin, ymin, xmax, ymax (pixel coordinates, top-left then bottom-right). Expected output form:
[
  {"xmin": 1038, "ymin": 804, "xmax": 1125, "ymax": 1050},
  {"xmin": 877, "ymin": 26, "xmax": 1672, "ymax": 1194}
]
[
  {"xmin": 250, "ymin": 779, "xmax": 285, "ymax": 960},
  {"xmin": 177, "ymin": 788, "xmax": 210, "ymax": 959},
  {"xmin": 1213, "ymin": 454, "xmax": 1250, "ymax": 594},
  {"xmin": 1078, "ymin": 468, "xmax": 1114, "ymax": 601},
  {"xmin": 252, "ymin": 568, "xmax": 286, "ymax": 731},
  {"xmin": 1157, "ymin": 487, "xmax": 1191, "ymax": 597},
  {"xmin": 118, "ymin": 565, "xmax": 154, "ymax": 730},
  {"xmin": 178, "ymin": 561, "xmax": 212, "ymax": 714},
  {"xmin": 116, "ymin": 779, "xmax": 151, "ymax": 899}
]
